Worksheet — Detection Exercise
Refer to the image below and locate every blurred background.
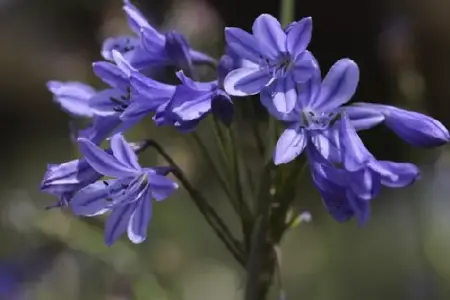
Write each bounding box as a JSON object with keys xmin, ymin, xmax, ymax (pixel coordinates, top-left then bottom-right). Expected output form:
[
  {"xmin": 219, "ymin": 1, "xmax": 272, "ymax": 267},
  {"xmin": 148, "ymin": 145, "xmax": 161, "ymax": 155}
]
[{"xmin": 1, "ymin": 0, "xmax": 450, "ymax": 299}]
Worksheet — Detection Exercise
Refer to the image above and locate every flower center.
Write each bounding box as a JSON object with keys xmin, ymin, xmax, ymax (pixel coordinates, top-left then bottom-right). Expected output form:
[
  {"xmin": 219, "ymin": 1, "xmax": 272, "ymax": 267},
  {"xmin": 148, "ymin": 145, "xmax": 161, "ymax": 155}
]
[
  {"xmin": 260, "ymin": 53, "xmax": 293, "ymax": 78},
  {"xmin": 110, "ymin": 86, "xmax": 132, "ymax": 112},
  {"xmin": 300, "ymin": 110, "xmax": 341, "ymax": 131},
  {"xmin": 107, "ymin": 172, "xmax": 149, "ymax": 205}
]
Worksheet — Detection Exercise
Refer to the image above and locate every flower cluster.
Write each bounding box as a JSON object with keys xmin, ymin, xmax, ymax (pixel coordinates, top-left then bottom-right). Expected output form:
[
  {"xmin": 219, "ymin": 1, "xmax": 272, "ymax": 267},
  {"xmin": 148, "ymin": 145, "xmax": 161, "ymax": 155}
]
[{"xmin": 41, "ymin": 0, "xmax": 449, "ymax": 246}]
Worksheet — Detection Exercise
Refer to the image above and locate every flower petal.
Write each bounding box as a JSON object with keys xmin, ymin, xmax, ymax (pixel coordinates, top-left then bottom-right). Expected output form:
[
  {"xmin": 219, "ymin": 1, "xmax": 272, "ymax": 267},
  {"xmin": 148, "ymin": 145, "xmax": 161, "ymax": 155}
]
[
  {"xmin": 70, "ymin": 181, "xmax": 112, "ymax": 216},
  {"xmin": 92, "ymin": 61, "xmax": 129, "ymax": 90},
  {"xmin": 274, "ymin": 124, "xmax": 307, "ymax": 165},
  {"xmin": 286, "ymin": 17, "xmax": 312, "ymax": 58},
  {"xmin": 89, "ymin": 89, "xmax": 123, "ymax": 116},
  {"xmin": 376, "ymin": 161, "xmax": 420, "ymax": 188},
  {"xmin": 122, "ymin": 0, "xmax": 151, "ymax": 33},
  {"xmin": 140, "ymin": 27, "xmax": 167, "ymax": 57},
  {"xmin": 313, "ymin": 59, "xmax": 359, "ymax": 112},
  {"xmin": 224, "ymin": 67, "xmax": 270, "ymax": 96},
  {"xmin": 339, "ymin": 115, "xmax": 372, "ymax": 171},
  {"xmin": 170, "ymin": 86, "xmax": 212, "ymax": 121},
  {"xmin": 104, "ymin": 203, "xmax": 137, "ymax": 246},
  {"xmin": 252, "ymin": 14, "xmax": 286, "ymax": 60},
  {"xmin": 381, "ymin": 105, "xmax": 449, "ymax": 147},
  {"xmin": 345, "ymin": 105, "xmax": 385, "ymax": 131},
  {"xmin": 292, "ymin": 51, "xmax": 319, "ymax": 83},
  {"xmin": 40, "ymin": 159, "xmax": 101, "ymax": 195},
  {"xmin": 110, "ymin": 134, "xmax": 141, "ymax": 171},
  {"xmin": 225, "ymin": 27, "xmax": 260, "ymax": 63},
  {"xmin": 78, "ymin": 138, "xmax": 137, "ymax": 178},
  {"xmin": 47, "ymin": 81, "xmax": 95, "ymax": 117},
  {"xmin": 270, "ymin": 76, "xmax": 297, "ymax": 114},
  {"xmin": 112, "ymin": 50, "xmax": 135, "ymax": 77},
  {"xmin": 348, "ymin": 169, "xmax": 380, "ymax": 201},
  {"xmin": 148, "ymin": 173, "xmax": 178, "ymax": 201},
  {"xmin": 127, "ymin": 188, "xmax": 152, "ymax": 243},
  {"xmin": 130, "ymin": 70, "xmax": 175, "ymax": 100}
]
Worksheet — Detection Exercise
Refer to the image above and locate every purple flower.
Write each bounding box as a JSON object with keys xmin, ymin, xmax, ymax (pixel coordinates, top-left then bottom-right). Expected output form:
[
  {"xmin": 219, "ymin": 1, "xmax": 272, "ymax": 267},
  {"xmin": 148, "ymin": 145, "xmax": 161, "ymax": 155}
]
[
  {"xmin": 102, "ymin": 0, "xmax": 214, "ymax": 71},
  {"xmin": 309, "ymin": 115, "xmax": 419, "ymax": 225},
  {"xmin": 347, "ymin": 103, "xmax": 450, "ymax": 147},
  {"xmin": 271, "ymin": 58, "xmax": 359, "ymax": 165},
  {"xmin": 47, "ymin": 81, "xmax": 96, "ymax": 117},
  {"xmin": 70, "ymin": 134, "xmax": 178, "ymax": 246},
  {"xmin": 224, "ymin": 14, "xmax": 317, "ymax": 114}
]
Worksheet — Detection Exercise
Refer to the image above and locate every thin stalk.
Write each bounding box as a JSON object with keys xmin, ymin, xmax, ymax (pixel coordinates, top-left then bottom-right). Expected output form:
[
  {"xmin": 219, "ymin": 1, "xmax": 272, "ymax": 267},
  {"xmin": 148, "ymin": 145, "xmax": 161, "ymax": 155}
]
[
  {"xmin": 143, "ymin": 139, "xmax": 245, "ymax": 266},
  {"xmin": 191, "ymin": 132, "xmax": 236, "ymax": 205},
  {"xmin": 280, "ymin": 0, "xmax": 295, "ymax": 27}
]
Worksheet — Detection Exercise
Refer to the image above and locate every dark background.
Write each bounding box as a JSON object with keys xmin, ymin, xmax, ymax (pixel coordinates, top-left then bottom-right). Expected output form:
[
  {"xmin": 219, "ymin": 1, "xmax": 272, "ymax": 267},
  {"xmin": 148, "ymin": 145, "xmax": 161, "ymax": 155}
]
[{"xmin": 1, "ymin": 0, "xmax": 450, "ymax": 299}]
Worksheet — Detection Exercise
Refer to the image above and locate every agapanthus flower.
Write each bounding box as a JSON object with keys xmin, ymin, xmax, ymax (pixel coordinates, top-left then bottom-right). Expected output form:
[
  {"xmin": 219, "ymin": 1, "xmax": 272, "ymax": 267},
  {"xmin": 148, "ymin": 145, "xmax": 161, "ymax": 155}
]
[
  {"xmin": 224, "ymin": 14, "xmax": 317, "ymax": 114},
  {"xmin": 165, "ymin": 67, "xmax": 234, "ymax": 128},
  {"xmin": 102, "ymin": 0, "xmax": 215, "ymax": 71},
  {"xmin": 270, "ymin": 58, "xmax": 359, "ymax": 165},
  {"xmin": 308, "ymin": 116, "xmax": 420, "ymax": 225},
  {"xmin": 346, "ymin": 103, "xmax": 450, "ymax": 147},
  {"xmin": 47, "ymin": 80, "xmax": 123, "ymax": 144},
  {"xmin": 70, "ymin": 134, "xmax": 178, "ymax": 246}
]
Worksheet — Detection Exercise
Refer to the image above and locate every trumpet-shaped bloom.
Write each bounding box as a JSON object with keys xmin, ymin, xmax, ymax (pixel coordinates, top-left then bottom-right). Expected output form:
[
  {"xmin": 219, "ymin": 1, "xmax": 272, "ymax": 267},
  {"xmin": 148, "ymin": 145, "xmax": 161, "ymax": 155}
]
[
  {"xmin": 70, "ymin": 134, "xmax": 178, "ymax": 246},
  {"xmin": 347, "ymin": 103, "xmax": 450, "ymax": 147},
  {"xmin": 224, "ymin": 14, "xmax": 317, "ymax": 114},
  {"xmin": 308, "ymin": 116, "xmax": 420, "ymax": 225},
  {"xmin": 271, "ymin": 58, "xmax": 359, "ymax": 165},
  {"xmin": 102, "ymin": 0, "xmax": 215, "ymax": 71}
]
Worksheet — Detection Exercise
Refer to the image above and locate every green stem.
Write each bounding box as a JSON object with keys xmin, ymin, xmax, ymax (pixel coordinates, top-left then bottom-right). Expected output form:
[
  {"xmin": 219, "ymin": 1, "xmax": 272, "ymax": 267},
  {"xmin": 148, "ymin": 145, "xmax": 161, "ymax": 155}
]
[
  {"xmin": 144, "ymin": 139, "xmax": 246, "ymax": 266},
  {"xmin": 280, "ymin": 0, "xmax": 296, "ymax": 27}
]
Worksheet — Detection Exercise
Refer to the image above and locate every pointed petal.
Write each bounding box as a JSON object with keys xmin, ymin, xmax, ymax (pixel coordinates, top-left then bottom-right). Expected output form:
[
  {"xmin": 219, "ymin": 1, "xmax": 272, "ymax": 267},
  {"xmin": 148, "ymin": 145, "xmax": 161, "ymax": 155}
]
[
  {"xmin": 377, "ymin": 161, "xmax": 420, "ymax": 188},
  {"xmin": 165, "ymin": 31, "xmax": 194, "ymax": 75},
  {"xmin": 89, "ymin": 89, "xmax": 123, "ymax": 116},
  {"xmin": 260, "ymin": 89, "xmax": 299, "ymax": 121},
  {"xmin": 148, "ymin": 173, "xmax": 178, "ymax": 201},
  {"xmin": 47, "ymin": 81, "xmax": 95, "ymax": 117},
  {"xmin": 112, "ymin": 50, "xmax": 135, "ymax": 77},
  {"xmin": 346, "ymin": 105, "xmax": 385, "ymax": 131},
  {"xmin": 274, "ymin": 125, "xmax": 307, "ymax": 165},
  {"xmin": 70, "ymin": 181, "xmax": 112, "ymax": 216},
  {"xmin": 127, "ymin": 189, "xmax": 152, "ymax": 243},
  {"xmin": 175, "ymin": 71, "xmax": 213, "ymax": 91},
  {"xmin": 225, "ymin": 27, "xmax": 260, "ymax": 63},
  {"xmin": 189, "ymin": 49, "xmax": 217, "ymax": 65},
  {"xmin": 339, "ymin": 115, "xmax": 372, "ymax": 171},
  {"xmin": 122, "ymin": 1, "xmax": 151, "ymax": 33},
  {"xmin": 92, "ymin": 62, "xmax": 129, "ymax": 90},
  {"xmin": 78, "ymin": 138, "xmax": 137, "ymax": 178},
  {"xmin": 270, "ymin": 76, "xmax": 297, "ymax": 114},
  {"xmin": 292, "ymin": 51, "xmax": 319, "ymax": 83},
  {"xmin": 224, "ymin": 67, "xmax": 270, "ymax": 96},
  {"xmin": 313, "ymin": 59, "xmax": 359, "ymax": 112},
  {"xmin": 252, "ymin": 14, "xmax": 286, "ymax": 60},
  {"xmin": 110, "ymin": 134, "xmax": 141, "ymax": 170},
  {"xmin": 104, "ymin": 203, "xmax": 137, "ymax": 246},
  {"xmin": 287, "ymin": 17, "xmax": 312, "ymax": 58}
]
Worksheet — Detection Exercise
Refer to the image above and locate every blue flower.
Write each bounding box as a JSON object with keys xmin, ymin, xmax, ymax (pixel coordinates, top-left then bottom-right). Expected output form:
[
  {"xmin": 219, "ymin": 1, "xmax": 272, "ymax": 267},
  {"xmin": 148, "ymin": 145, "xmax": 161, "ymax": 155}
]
[
  {"xmin": 271, "ymin": 58, "xmax": 359, "ymax": 165},
  {"xmin": 102, "ymin": 0, "xmax": 215, "ymax": 71},
  {"xmin": 47, "ymin": 81, "xmax": 96, "ymax": 117},
  {"xmin": 347, "ymin": 103, "xmax": 450, "ymax": 147},
  {"xmin": 70, "ymin": 134, "xmax": 178, "ymax": 246},
  {"xmin": 309, "ymin": 115, "xmax": 419, "ymax": 225},
  {"xmin": 223, "ymin": 14, "xmax": 317, "ymax": 114}
]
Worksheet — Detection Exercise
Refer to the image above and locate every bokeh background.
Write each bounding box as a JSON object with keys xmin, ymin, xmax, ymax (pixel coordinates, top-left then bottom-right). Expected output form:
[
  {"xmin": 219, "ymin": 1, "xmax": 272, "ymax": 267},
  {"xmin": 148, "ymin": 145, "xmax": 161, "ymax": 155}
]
[{"xmin": 1, "ymin": 0, "xmax": 450, "ymax": 299}]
